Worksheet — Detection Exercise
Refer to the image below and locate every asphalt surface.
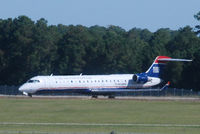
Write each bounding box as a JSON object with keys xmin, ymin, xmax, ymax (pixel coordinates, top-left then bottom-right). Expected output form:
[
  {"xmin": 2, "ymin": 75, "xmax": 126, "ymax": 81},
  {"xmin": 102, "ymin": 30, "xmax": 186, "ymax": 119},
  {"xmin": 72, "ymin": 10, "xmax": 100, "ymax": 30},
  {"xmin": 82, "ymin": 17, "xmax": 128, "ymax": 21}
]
[{"xmin": 0, "ymin": 95, "xmax": 200, "ymax": 102}]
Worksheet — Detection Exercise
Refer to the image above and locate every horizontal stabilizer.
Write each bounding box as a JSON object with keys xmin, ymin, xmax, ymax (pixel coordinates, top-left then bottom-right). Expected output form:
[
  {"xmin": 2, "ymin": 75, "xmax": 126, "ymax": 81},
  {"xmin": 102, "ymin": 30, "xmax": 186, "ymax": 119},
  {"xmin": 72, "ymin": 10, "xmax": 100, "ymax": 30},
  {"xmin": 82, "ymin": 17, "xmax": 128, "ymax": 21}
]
[
  {"xmin": 158, "ymin": 58, "xmax": 192, "ymax": 62},
  {"xmin": 160, "ymin": 81, "xmax": 170, "ymax": 91}
]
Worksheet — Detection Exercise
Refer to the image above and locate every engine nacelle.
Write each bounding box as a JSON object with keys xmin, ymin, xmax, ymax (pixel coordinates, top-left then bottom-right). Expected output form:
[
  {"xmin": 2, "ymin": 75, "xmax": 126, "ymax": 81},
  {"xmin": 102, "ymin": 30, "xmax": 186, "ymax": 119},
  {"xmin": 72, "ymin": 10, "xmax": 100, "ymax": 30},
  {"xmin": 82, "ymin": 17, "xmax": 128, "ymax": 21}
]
[{"xmin": 132, "ymin": 74, "xmax": 149, "ymax": 83}]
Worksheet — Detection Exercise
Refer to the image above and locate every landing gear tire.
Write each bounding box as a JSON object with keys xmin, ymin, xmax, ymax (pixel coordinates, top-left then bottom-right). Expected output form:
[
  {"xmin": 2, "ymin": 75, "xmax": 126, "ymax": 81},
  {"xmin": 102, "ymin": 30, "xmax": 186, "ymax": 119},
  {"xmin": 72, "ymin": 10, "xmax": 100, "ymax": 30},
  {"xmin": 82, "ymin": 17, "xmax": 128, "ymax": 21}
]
[
  {"xmin": 108, "ymin": 95, "xmax": 115, "ymax": 99},
  {"xmin": 91, "ymin": 95, "xmax": 98, "ymax": 99},
  {"xmin": 28, "ymin": 93, "xmax": 32, "ymax": 97}
]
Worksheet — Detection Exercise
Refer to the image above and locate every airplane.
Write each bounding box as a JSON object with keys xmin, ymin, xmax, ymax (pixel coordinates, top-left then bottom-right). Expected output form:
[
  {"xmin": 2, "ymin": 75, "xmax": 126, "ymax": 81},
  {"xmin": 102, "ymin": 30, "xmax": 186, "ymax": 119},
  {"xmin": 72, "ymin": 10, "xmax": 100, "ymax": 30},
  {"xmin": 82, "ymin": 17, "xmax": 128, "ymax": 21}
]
[{"xmin": 18, "ymin": 56, "xmax": 192, "ymax": 98}]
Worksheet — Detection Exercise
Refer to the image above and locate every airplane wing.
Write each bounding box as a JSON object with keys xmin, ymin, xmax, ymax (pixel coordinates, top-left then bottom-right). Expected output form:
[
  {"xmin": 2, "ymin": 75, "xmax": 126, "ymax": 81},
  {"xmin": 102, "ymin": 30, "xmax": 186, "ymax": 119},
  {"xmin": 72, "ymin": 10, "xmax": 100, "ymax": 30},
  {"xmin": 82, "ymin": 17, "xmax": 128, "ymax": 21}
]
[{"xmin": 90, "ymin": 82, "xmax": 170, "ymax": 93}]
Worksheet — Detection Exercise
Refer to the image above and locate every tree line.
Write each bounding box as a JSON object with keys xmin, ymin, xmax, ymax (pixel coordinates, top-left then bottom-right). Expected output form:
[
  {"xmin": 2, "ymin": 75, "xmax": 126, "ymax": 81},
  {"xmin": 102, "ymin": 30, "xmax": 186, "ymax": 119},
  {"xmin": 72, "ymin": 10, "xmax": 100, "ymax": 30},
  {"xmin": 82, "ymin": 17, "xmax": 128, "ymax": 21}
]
[{"xmin": 0, "ymin": 12, "xmax": 200, "ymax": 90}]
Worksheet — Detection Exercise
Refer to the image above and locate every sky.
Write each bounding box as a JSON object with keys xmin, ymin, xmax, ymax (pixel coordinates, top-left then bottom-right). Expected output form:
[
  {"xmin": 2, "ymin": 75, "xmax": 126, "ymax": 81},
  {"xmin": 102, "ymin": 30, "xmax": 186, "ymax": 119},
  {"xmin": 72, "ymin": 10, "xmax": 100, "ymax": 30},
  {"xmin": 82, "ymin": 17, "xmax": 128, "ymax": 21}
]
[{"xmin": 0, "ymin": 0, "xmax": 200, "ymax": 32}]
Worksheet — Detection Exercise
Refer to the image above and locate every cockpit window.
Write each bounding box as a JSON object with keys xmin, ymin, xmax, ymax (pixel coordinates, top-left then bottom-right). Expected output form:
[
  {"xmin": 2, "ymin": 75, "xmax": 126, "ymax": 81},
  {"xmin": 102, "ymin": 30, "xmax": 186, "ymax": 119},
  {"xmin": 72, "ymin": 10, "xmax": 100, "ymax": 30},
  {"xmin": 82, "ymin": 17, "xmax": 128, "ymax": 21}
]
[{"xmin": 27, "ymin": 80, "xmax": 40, "ymax": 83}]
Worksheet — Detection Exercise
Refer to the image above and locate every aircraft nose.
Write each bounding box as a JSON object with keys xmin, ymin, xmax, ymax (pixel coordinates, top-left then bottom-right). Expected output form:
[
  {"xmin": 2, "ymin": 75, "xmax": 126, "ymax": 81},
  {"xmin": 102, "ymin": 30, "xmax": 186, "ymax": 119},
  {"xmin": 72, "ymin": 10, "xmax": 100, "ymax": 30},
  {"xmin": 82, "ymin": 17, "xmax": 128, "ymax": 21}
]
[{"xmin": 19, "ymin": 85, "xmax": 26, "ymax": 92}]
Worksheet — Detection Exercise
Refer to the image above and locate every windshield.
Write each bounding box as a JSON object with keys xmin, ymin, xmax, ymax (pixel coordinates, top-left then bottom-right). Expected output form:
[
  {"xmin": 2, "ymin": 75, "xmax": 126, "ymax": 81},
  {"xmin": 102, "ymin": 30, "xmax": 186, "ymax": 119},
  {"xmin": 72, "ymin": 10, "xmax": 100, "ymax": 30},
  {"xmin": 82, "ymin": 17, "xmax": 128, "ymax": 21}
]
[{"xmin": 27, "ymin": 80, "xmax": 40, "ymax": 83}]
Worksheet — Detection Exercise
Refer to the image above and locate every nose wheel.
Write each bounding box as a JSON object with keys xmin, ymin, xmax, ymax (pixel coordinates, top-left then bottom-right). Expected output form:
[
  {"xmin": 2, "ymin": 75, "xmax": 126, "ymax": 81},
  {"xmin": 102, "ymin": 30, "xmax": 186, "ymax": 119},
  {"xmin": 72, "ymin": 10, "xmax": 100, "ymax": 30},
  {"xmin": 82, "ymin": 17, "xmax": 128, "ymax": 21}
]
[{"xmin": 23, "ymin": 92, "xmax": 32, "ymax": 97}]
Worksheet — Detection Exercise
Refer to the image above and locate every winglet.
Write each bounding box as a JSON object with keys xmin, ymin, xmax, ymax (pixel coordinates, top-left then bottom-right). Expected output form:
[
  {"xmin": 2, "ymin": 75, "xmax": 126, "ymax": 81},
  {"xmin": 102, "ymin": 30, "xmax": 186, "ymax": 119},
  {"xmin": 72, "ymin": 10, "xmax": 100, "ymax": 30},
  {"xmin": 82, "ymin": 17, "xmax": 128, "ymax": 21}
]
[{"xmin": 160, "ymin": 81, "xmax": 170, "ymax": 91}]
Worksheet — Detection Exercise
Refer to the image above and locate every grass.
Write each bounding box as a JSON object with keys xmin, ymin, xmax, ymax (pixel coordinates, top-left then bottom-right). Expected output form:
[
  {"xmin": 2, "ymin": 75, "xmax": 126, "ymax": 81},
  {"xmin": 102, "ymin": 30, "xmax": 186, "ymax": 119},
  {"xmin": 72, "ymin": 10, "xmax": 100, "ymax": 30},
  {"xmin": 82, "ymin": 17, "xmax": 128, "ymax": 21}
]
[{"xmin": 0, "ymin": 97, "xmax": 200, "ymax": 134}]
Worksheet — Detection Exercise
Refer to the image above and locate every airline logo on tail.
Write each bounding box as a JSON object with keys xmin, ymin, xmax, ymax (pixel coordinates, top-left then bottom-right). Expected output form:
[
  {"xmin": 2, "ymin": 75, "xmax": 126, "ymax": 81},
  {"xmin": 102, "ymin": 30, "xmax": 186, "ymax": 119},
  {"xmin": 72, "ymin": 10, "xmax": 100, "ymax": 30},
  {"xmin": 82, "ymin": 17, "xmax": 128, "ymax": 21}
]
[{"xmin": 153, "ymin": 67, "xmax": 159, "ymax": 73}]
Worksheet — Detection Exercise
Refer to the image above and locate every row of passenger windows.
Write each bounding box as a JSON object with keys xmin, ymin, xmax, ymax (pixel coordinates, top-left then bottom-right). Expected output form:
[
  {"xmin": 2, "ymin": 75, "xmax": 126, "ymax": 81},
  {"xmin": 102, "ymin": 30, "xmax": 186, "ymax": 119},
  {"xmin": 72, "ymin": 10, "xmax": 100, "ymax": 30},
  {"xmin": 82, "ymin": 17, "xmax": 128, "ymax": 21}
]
[
  {"xmin": 27, "ymin": 80, "xmax": 40, "ymax": 83},
  {"xmin": 55, "ymin": 79, "xmax": 127, "ymax": 83}
]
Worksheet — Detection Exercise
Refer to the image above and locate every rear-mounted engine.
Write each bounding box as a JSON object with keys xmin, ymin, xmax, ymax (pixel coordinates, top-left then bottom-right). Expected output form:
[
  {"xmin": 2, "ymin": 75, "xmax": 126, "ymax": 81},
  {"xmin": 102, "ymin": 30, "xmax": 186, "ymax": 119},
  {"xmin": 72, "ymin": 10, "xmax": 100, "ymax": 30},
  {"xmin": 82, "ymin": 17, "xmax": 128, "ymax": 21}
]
[{"xmin": 132, "ymin": 74, "xmax": 149, "ymax": 83}]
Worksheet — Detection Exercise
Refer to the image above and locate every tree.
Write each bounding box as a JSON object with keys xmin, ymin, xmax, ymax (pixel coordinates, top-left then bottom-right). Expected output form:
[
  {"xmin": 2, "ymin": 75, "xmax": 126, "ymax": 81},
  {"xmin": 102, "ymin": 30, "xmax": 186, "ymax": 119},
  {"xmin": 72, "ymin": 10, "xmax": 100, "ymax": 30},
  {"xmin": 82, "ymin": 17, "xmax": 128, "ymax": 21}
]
[
  {"xmin": 55, "ymin": 25, "xmax": 88, "ymax": 74},
  {"xmin": 0, "ymin": 15, "xmax": 200, "ymax": 91},
  {"xmin": 165, "ymin": 26, "xmax": 200, "ymax": 89},
  {"xmin": 194, "ymin": 11, "xmax": 200, "ymax": 35},
  {"xmin": 0, "ymin": 16, "xmax": 35, "ymax": 84},
  {"xmin": 181, "ymin": 51, "xmax": 200, "ymax": 90}
]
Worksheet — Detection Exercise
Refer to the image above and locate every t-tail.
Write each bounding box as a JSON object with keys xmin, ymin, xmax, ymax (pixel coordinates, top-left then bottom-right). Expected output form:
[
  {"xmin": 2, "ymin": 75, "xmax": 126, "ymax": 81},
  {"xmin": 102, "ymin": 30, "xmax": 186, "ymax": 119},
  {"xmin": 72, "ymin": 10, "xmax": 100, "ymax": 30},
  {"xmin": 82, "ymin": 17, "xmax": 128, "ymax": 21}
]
[
  {"xmin": 146, "ymin": 56, "xmax": 192, "ymax": 78},
  {"xmin": 133, "ymin": 56, "xmax": 192, "ymax": 83}
]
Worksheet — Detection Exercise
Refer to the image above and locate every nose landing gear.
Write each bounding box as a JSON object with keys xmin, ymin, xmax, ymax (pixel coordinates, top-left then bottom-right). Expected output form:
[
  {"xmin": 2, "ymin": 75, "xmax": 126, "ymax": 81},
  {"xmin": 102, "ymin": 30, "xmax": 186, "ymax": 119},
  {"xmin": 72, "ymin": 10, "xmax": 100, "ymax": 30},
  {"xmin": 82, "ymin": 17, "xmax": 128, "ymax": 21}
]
[{"xmin": 23, "ymin": 92, "xmax": 32, "ymax": 97}]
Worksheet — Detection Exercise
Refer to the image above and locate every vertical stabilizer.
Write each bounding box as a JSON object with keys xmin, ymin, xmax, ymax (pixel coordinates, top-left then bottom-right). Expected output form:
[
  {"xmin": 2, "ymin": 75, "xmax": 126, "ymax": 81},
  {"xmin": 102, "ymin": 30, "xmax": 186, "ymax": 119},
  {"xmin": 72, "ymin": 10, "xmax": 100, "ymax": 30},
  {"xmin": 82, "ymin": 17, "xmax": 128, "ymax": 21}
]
[
  {"xmin": 146, "ymin": 56, "xmax": 171, "ymax": 77},
  {"xmin": 146, "ymin": 56, "xmax": 192, "ymax": 78}
]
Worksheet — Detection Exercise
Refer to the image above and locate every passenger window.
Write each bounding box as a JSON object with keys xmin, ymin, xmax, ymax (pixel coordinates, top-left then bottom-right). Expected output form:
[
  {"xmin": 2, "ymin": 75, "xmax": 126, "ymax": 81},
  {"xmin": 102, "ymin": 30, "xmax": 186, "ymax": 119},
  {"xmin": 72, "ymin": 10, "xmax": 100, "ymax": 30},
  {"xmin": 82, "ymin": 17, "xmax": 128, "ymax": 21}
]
[{"xmin": 27, "ymin": 80, "xmax": 33, "ymax": 83}]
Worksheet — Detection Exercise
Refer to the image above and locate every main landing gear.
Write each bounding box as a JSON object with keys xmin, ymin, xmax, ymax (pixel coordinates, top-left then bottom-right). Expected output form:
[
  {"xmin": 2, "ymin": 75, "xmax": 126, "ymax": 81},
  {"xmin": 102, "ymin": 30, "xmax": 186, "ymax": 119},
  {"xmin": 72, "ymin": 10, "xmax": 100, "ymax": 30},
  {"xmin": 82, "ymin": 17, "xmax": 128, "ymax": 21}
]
[
  {"xmin": 91, "ymin": 95, "xmax": 115, "ymax": 99},
  {"xmin": 28, "ymin": 93, "xmax": 32, "ymax": 97},
  {"xmin": 91, "ymin": 95, "xmax": 98, "ymax": 99},
  {"xmin": 108, "ymin": 95, "xmax": 115, "ymax": 99}
]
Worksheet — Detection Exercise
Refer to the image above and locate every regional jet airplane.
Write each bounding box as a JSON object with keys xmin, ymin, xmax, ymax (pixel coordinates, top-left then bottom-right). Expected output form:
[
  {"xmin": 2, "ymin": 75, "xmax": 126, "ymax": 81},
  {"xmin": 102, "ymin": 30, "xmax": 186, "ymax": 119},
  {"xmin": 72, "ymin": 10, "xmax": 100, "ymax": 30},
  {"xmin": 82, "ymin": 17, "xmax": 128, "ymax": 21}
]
[{"xmin": 19, "ymin": 56, "xmax": 192, "ymax": 98}]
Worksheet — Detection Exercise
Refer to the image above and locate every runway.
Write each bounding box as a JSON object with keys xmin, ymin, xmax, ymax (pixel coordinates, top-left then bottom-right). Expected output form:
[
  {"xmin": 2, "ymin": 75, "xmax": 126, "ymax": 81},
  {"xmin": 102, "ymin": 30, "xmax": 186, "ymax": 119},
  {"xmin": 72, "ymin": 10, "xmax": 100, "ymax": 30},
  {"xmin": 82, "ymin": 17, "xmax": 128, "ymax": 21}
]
[
  {"xmin": 0, "ymin": 95, "xmax": 200, "ymax": 102},
  {"xmin": 1, "ymin": 122, "xmax": 200, "ymax": 127}
]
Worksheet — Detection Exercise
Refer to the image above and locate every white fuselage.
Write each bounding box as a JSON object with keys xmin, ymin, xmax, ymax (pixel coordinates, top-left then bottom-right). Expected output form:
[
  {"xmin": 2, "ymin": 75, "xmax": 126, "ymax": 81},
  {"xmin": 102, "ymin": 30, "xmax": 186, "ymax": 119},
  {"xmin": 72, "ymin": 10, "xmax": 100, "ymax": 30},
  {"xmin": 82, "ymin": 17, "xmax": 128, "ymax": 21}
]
[{"xmin": 19, "ymin": 74, "xmax": 161, "ymax": 94}]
